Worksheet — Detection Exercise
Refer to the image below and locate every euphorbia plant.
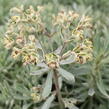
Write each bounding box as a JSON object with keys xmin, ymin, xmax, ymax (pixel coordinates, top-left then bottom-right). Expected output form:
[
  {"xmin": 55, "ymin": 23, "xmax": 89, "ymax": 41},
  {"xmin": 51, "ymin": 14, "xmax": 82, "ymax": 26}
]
[{"xmin": 4, "ymin": 5, "xmax": 93, "ymax": 109}]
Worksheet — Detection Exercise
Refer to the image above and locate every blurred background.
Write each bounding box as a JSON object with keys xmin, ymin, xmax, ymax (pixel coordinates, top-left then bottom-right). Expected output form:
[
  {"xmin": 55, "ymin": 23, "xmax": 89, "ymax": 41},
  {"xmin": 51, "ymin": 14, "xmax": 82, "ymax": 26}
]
[{"xmin": 0, "ymin": 0, "xmax": 109, "ymax": 109}]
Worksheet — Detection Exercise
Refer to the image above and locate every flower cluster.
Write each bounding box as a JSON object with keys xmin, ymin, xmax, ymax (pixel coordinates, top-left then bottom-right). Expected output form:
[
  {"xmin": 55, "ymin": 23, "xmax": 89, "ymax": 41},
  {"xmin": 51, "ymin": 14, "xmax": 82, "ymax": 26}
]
[
  {"xmin": 53, "ymin": 10, "xmax": 79, "ymax": 28},
  {"xmin": 45, "ymin": 53, "xmax": 59, "ymax": 69},
  {"xmin": 31, "ymin": 86, "xmax": 42, "ymax": 102},
  {"xmin": 4, "ymin": 6, "xmax": 93, "ymax": 66},
  {"xmin": 71, "ymin": 16, "xmax": 93, "ymax": 64},
  {"xmin": 73, "ymin": 39, "xmax": 93, "ymax": 64},
  {"xmin": 4, "ymin": 6, "xmax": 44, "ymax": 65},
  {"xmin": 72, "ymin": 15, "xmax": 92, "ymax": 42},
  {"xmin": 52, "ymin": 10, "xmax": 93, "ymax": 64}
]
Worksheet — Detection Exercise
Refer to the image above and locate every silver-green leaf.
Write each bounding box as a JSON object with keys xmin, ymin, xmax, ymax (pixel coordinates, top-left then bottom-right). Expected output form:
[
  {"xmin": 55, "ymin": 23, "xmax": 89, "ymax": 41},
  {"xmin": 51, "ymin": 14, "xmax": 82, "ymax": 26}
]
[
  {"xmin": 42, "ymin": 71, "xmax": 53, "ymax": 99},
  {"xmin": 97, "ymin": 78, "xmax": 109, "ymax": 99},
  {"xmin": 60, "ymin": 52, "xmax": 77, "ymax": 65},
  {"xmin": 41, "ymin": 93, "xmax": 55, "ymax": 109},
  {"xmin": 57, "ymin": 67, "xmax": 75, "ymax": 83},
  {"xmin": 30, "ymin": 68, "xmax": 49, "ymax": 75},
  {"xmin": 58, "ymin": 76, "xmax": 62, "ymax": 89}
]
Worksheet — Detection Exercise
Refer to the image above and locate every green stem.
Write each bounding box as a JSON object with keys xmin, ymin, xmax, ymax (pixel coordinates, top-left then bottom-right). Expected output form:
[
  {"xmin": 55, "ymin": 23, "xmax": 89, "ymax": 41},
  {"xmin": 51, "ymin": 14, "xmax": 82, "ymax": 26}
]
[{"xmin": 53, "ymin": 69, "xmax": 64, "ymax": 109}]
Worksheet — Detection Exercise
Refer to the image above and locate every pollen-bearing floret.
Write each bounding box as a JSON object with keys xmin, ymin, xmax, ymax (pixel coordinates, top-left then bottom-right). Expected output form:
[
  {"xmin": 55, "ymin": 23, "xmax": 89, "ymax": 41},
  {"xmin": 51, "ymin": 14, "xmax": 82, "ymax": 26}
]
[
  {"xmin": 73, "ymin": 39, "xmax": 93, "ymax": 64},
  {"xmin": 45, "ymin": 53, "xmax": 59, "ymax": 69},
  {"xmin": 53, "ymin": 10, "xmax": 79, "ymax": 29}
]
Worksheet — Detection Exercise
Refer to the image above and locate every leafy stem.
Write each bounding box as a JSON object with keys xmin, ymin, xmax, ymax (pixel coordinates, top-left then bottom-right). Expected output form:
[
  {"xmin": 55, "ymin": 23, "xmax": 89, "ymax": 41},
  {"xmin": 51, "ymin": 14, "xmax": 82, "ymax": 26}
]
[{"xmin": 53, "ymin": 69, "xmax": 64, "ymax": 109}]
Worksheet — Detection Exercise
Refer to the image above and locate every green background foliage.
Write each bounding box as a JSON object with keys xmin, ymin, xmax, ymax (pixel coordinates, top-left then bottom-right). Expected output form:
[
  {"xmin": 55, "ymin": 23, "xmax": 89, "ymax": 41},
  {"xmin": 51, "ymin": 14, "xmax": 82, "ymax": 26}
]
[{"xmin": 0, "ymin": 0, "xmax": 109, "ymax": 109}]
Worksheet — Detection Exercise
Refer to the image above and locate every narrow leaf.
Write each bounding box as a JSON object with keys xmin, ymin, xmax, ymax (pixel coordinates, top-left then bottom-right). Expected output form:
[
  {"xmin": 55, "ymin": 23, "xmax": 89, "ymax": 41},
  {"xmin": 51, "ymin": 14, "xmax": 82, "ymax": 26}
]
[
  {"xmin": 57, "ymin": 68, "xmax": 75, "ymax": 83},
  {"xmin": 12, "ymin": 94, "xmax": 30, "ymax": 100},
  {"xmin": 30, "ymin": 68, "xmax": 49, "ymax": 75},
  {"xmin": 42, "ymin": 71, "xmax": 53, "ymax": 99},
  {"xmin": 36, "ymin": 39, "xmax": 43, "ymax": 50},
  {"xmin": 37, "ymin": 62, "xmax": 48, "ymax": 68},
  {"xmin": 97, "ymin": 79, "xmax": 109, "ymax": 99},
  {"xmin": 70, "ymin": 105, "xmax": 79, "ymax": 109},
  {"xmin": 22, "ymin": 103, "xmax": 33, "ymax": 109},
  {"xmin": 54, "ymin": 46, "xmax": 62, "ymax": 55},
  {"xmin": 60, "ymin": 52, "xmax": 77, "ymax": 65},
  {"xmin": 41, "ymin": 93, "xmax": 55, "ymax": 109},
  {"xmin": 58, "ymin": 76, "xmax": 62, "ymax": 89}
]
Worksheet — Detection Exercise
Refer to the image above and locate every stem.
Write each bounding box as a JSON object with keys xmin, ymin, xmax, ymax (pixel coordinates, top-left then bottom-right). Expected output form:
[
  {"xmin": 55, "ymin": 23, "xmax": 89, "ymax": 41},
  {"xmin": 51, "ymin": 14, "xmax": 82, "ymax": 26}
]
[{"xmin": 53, "ymin": 69, "xmax": 64, "ymax": 109}]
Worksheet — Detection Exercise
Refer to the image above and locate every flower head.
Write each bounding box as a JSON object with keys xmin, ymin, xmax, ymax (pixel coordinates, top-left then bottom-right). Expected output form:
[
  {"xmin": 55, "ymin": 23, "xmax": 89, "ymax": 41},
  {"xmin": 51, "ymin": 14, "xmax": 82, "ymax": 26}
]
[{"xmin": 4, "ymin": 6, "xmax": 44, "ymax": 65}]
